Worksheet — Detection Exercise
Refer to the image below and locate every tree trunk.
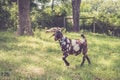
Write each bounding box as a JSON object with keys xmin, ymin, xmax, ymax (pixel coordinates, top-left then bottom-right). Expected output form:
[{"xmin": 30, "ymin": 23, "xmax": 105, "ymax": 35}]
[
  {"xmin": 16, "ymin": 0, "xmax": 33, "ymax": 36},
  {"xmin": 72, "ymin": 0, "xmax": 81, "ymax": 32}
]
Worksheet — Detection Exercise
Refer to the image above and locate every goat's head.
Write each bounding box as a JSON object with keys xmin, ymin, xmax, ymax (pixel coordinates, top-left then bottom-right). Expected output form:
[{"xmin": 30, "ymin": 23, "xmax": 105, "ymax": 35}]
[
  {"xmin": 48, "ymin": 27, "xmax": 63, "ymax": 41},
  {"xmin": 54, "ymin": 31, "xmax": 63, "ymax": 41}
]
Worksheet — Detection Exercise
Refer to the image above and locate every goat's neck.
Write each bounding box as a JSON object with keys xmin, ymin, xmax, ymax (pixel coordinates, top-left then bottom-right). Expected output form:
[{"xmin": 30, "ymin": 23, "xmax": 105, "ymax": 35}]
[
  {"xmin": 59, "ymin": 36, "xmax": 66, "ymax": 42},
  {"xmin": 58, "ymin": 36, "xmax": 67, "ymax": 45}
]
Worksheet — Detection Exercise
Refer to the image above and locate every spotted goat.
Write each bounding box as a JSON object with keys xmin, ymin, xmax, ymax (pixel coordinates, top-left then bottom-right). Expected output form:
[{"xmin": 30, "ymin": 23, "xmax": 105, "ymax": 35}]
[{"xmin": 53, "ymin": 31, "xmax": 91, "ymax": 66}]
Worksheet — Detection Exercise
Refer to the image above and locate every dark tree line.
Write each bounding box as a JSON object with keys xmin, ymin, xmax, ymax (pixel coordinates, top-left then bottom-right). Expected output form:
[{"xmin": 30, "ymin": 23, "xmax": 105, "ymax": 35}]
[
  {"xmin": 0, "ymin": 0, "xmax": 82, "ymax": 36},
  {"xmin": 2, "ymin": 0, "xmax": 119, "ymax": 36}
]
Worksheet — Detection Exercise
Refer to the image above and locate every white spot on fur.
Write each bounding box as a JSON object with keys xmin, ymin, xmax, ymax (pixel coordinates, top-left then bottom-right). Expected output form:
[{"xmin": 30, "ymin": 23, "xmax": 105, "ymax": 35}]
[
  {"xmin": 71, "ymin": 40, "xmax": 80, "ymax": 51},
  {"xmin": 71, "ymin": 40, "xmax": 77, "ymax": 46},
  {"xmin": 67, "ymin": 44, "xmax": 69, "ymax": 48},
  {"xmin": 73, "ymin": 45, "xmax": 80, "ymax": 51},
  {"xmin": 62, "ymin": 41, "xmax": 66, "ymax": 45},
  {"xmin": 67, "ymin": 39, "xmax": 70, "ymax": 43},
  {"xmin": 81, "ymin": 39, "xmax": 85, "ymax": 43},
  {"xmin": 69, "ymin": 46, "xmax": 71, "ymax": 50}
]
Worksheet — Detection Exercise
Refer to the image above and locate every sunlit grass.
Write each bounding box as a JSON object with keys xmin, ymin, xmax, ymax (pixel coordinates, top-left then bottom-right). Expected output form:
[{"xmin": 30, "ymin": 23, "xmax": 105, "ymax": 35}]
[{"xmin": 0, "ymin": 30, "xmax": 120, "ymax": 80}]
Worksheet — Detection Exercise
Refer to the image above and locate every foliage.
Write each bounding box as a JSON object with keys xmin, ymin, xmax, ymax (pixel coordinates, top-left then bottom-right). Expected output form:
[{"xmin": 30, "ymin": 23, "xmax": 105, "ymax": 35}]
[
  {"xmin": 79, "ymin": 0, "xmax": 120, "ymax": 36},
  {"xmin": 30, "ymin": 5, "xmax": 67, "ymax": 29},
  {"xmin": 0, "ymin": 0, "xmax": 18, "ymax": 31},
  {"xmin": 0, "ymin": 0, "xmax": 10, "ymax": 30},
  {"xmin": 9, "ymin": 3, "xmax": 18, "ymax": 31},
  {"xmin": 0, "ymin": 30, "xmax": 120, "ymax": 79},
  {"xmin": 0, "ymin": 0, "xmax": 120, "ymax": 36}
]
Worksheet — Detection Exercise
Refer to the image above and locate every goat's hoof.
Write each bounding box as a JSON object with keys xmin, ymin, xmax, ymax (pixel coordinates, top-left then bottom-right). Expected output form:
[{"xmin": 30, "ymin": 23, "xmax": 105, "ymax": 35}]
[
  {"xmin": 66, "ymin": 63, "xmax": 70, "ymax": 66},
  {"xmin": 80, "ymin": 64, "xmax": 83, "ymax": 67}
]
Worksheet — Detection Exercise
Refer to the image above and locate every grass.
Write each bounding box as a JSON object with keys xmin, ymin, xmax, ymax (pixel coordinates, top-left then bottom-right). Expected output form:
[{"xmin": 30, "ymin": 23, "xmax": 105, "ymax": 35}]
[{"xmin": 0, "ymin": 30, "xmax": 120, "ymax": 80}]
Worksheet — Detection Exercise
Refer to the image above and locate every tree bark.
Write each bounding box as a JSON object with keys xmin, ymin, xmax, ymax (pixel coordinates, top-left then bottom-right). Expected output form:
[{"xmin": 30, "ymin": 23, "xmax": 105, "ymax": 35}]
[
  {"xmin": 16, "ymin": 0, "xmax": 33, "ymax": 36},
  {"xmin": 72, "ymin": 0, "xmax": 81, "ymax": 32}
]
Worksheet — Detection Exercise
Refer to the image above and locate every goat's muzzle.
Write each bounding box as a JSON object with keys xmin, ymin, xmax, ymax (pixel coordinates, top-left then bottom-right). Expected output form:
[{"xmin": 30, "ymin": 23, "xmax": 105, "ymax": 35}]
[{"xmin": 49, "ymin": 33, "xmax": 58, "ymax": 41}]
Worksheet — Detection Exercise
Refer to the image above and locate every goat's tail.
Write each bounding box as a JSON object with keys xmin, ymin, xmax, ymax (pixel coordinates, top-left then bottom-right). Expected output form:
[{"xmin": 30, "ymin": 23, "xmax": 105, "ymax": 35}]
[
  {"xmin": 81, "ymin": 34, "xmax": 86, "ymax": 39},
  {"xmin": 81, "ymin": 34, "xmax": 87, "ymax": 43}
]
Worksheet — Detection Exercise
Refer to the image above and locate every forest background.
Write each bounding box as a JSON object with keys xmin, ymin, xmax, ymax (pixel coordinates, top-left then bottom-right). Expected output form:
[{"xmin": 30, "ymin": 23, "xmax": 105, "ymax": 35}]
[{"xmin": 0, "ymin": 0, "xmax": 120, "ymax": 36}]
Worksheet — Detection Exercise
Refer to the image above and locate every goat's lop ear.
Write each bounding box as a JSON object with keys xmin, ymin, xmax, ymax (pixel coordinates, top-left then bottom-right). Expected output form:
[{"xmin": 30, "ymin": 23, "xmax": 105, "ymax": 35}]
[{"xmin": 56, "ymin": 27, "xmax": 64, "ymax": 32}]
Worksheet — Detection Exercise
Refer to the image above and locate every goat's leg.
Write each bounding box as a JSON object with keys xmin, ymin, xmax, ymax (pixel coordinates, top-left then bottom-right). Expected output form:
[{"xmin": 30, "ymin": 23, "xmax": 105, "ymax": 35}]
[
  {"xmin": 86, "ymin": 55, "xmax": 91, "ymax": 64},
  {"xmin": 83, "ymin": 47, "xmax": 91, "ymax": 64},
  {"xmin": 62, "ymin": 53, "xmax": 69, "ymax": 66},
  {"xmin": 80, "ymin": 44, "xmax": 89, "ymax": 66},
  {"xmin": 80, "ymin": 55, "xmax": 86, "ymax": 66}
]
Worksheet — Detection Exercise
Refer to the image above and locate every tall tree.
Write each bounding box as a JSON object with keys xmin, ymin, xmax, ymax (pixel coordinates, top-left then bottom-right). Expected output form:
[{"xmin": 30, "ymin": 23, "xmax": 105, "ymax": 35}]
[
  {"xmin": 72, "ymin": 0, "xmax": 81, "ymax": 32},
  {"xmin": 16, "ymin": 0, "xmax": 33, "ymax": 36}
]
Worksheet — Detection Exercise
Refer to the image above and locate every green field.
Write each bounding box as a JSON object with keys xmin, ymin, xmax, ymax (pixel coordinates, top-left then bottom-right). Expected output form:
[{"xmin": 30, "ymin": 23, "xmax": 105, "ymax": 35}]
[{"xmin": 0, "ymin": 30, "xmax": 120, "ymax": 80}]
